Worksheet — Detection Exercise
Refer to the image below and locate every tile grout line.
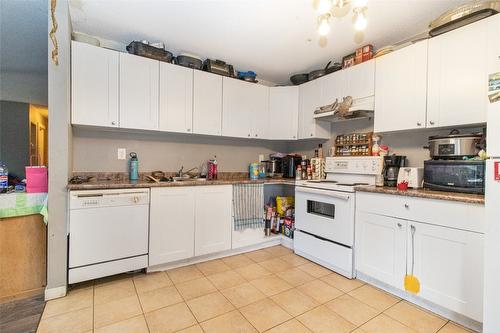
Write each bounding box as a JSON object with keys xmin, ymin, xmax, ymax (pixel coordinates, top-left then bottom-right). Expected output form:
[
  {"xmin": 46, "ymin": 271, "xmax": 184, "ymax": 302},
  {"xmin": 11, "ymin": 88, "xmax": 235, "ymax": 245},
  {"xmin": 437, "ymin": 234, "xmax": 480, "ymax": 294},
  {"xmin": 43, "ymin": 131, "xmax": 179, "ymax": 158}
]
[{"xmin": 131, "ymin": 274, "xmax": 151, "ymax": 333}]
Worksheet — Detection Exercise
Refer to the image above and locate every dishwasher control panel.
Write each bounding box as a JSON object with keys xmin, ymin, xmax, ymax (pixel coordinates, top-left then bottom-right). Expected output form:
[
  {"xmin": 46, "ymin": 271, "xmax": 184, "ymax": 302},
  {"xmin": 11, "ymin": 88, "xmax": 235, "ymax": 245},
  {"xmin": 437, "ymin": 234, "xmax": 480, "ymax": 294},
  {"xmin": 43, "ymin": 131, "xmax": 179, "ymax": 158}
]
[{"xmin": 70, "ymin": 189, "xmax": 150, "ymax": 209}]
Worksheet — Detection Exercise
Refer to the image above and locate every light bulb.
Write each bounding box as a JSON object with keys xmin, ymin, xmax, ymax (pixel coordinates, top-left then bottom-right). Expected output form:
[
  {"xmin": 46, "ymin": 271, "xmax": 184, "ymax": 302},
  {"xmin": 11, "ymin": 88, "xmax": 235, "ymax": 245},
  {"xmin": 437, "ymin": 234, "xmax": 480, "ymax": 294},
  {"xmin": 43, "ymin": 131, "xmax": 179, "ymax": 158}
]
[
  {"xmin": 354, "ymin": 11, "xmax": 367, "ymax": 31},
  {"xmin": 318, "ymin": 17, "xmax": 331, "ymax": 36},
  {"xmin": 317, "ymin": 0, "xmax": 332, "ymax": 15},
  {"xmin": 352, "ymin": 0, "xmax": 368, "ymax": 8}
]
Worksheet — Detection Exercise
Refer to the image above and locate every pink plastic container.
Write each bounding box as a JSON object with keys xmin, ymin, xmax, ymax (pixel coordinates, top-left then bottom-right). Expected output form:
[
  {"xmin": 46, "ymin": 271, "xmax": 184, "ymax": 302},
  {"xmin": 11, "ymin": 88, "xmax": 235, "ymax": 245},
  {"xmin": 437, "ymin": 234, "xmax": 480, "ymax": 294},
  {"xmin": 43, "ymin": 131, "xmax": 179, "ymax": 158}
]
[{"xmin": 25, "ymin": 166, "xmax": 48, "ymax": 193}]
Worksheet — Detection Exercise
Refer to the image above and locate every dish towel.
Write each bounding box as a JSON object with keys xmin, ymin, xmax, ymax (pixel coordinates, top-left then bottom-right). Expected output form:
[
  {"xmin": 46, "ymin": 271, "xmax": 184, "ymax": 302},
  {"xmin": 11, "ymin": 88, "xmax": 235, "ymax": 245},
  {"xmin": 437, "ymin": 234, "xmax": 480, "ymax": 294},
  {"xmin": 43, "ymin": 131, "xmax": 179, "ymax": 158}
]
[{"xmin": 233, "ymin": 183, "xmax": 264, "ymax": 231}]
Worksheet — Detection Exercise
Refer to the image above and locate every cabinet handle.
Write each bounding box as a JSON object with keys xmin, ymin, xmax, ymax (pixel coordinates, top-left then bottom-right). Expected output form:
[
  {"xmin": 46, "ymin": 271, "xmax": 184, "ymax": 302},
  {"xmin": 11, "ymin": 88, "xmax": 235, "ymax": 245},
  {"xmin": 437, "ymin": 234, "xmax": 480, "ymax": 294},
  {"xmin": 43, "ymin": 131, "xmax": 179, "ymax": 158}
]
[
  {"xmin": 429, "ymin": 121, "xmax": 435, "ymax": 125},
  {"xmin": 397, "ymin": 222, "xmax": 402, "ymax": 228},
  {"xmin": 310, "ymin": 133, "xmax": 313, "ymax": 137},
  {"xmin": 255, "ymin": 134, "xmax": 258, "ymax": 137},
  {"xmin": 111, "ymin": 121, "xmax": 116, "ymax": 125},
  {"xmin": 410, "ymin": 225, "xmax": 416, "ymax": 276},
  {"xmin": 248, "ymin": 134, "xmax": 251, "ymax": 137},
  {"xmin": 293, "ymin": 136, "xmax": 296, "ymax": 139},
  {"xmin": 404, "ymin": 204, "xmax": 409, "ymax": 209},
  {"xmin": 416, "ymin": 122, "xmax": 421, "ymax": 126},
  {"xmin": 187, "ymin": 128, "xmax": 191, "ymax": 132}
]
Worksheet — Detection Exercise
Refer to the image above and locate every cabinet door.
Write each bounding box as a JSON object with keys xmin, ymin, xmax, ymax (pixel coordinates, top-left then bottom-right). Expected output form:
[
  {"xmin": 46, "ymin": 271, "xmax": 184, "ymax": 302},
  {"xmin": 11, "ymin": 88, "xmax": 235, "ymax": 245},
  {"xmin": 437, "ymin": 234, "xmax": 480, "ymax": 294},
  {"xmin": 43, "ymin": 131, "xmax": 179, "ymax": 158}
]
[
  {"xmin": 409, "ymin": 221, "xmax": 484, "ymax": 321},
  {"xmin": 119, "ymin": 53, "xmax": 159, "ymax": 130},
  {"xmin": 374, "ymin": 40, "xmax": 428, "ymax": 132},
  {"xmin": 268, "ymin": 86, "xmax": 299, "ymax": 140},
  {"xmin": 193, "ymin": 71, "xmax": 223, "ymax": 136},
  {"xmin": 486, "ymin": 14, "xmax": 500, "ymax": 157},
  {"xmin": 298, "ymin": 80, "xmax": 330, "ymax": 139},
  {"xmin": 71, "ymin": 41, "xmax": 119, "ymax": 127},
  {"xmin": 319, "ymin": 70, "xmax": 344, "ymax": 107},
  {"xmin": 194, "ymin": 185, "xmax": 232, "ymax": 256},
  {"xmin": 250, "ymin": 84, "xmax": 269, "ymax": 139},
  {"xmin": 159, "ymin": 63, "xmax": 193, "ymax": 133},
  {"xmin": 427, "ymin": 18, "xmax": 488, "ymax": 128},
  {"xmin": 355, "ymin": 212, "xmax": 407, "ymax": 289},
  {"xmin": 149, "ymin": 187, "xmax": 195, "ymax": 265},
  {"xmin": 344, "ymin": 60, "xmax": 375, "ymax": 100},
  {"xmin": 222, "ymin": 77, "xmax": 252, "ymax": 138}
]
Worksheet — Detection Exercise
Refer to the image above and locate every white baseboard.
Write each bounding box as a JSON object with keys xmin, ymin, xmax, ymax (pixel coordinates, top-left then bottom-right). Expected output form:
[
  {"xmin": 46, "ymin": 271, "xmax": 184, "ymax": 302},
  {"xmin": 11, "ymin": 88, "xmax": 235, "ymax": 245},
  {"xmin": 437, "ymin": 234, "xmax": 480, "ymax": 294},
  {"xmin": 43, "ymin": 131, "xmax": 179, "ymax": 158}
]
[
  {"xmin": 148, "ymin": 236, "xmax": 281, "ymax": 272},
  {"xmin": 280, "ymin": 235, "xmax": 294, "ymax": 249},
  {"xmin": 44, "ymin": 285, "xmax": 67, "ymax": 301}
]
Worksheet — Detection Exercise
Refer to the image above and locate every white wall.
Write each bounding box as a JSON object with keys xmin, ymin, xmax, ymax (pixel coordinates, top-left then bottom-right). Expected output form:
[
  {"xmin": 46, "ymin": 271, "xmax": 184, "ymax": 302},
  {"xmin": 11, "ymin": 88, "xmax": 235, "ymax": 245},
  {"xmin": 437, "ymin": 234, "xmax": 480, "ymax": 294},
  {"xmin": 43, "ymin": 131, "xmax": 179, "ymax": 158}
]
[
  {"xmin": 46, "ymin": 0, "xmax": 71, "ymax": 298},
  {"xmin": 72, "ymin": 127, "xmax": 288, "ymax": 172}
]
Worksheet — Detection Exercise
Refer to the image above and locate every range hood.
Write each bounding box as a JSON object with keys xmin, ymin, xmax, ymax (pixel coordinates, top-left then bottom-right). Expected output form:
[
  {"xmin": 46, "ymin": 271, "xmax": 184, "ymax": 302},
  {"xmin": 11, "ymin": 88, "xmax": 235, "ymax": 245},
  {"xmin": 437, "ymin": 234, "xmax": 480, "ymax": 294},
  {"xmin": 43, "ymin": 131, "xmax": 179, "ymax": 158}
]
[{"xmin": 313, "ymin": 96, "xmax": 374, "ymax": 123}]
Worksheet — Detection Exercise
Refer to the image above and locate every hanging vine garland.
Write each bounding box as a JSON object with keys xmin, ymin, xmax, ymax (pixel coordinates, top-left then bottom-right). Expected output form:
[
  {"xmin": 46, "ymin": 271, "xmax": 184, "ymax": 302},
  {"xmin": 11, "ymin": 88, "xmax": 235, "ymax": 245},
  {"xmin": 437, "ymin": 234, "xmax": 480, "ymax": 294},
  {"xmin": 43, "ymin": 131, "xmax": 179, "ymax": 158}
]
[{"xmin": 49, "ymin": 0, "xmax": 59, "ymax": 65}]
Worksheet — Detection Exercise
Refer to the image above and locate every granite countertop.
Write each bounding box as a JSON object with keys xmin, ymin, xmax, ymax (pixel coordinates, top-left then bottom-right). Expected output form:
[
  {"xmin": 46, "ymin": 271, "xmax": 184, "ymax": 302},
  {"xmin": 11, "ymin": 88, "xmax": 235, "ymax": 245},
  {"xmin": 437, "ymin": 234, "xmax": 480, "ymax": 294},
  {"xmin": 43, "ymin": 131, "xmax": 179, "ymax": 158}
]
[
  {"xmin": 67, "ymin": 177, "xmax": 296, "ymax": 190},
  {"xmin": 356, "ymin": 185, "xmax": 485, "ymax": 204}
]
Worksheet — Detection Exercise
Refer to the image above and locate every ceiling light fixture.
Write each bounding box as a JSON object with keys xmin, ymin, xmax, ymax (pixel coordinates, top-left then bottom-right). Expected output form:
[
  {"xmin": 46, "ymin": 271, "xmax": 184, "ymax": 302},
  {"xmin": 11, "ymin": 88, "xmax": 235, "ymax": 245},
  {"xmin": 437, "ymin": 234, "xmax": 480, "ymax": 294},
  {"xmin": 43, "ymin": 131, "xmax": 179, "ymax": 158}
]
[
  {"xmin": 353, "ymin": 7, "xmax": 368, "ymax": 31},
  {"xmin": 318, "ymin": 14, "xmax": 332, "ymax": 36},
  {"xmin": 315, "ymin": 0, "xmax": 368, "ymax": 36}
]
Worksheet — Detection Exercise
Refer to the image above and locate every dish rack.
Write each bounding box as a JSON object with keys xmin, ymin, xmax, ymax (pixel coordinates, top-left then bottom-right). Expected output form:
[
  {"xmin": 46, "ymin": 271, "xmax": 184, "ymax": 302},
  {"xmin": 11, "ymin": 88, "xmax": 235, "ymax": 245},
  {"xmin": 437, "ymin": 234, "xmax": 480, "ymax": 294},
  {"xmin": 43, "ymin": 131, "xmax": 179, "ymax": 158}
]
[{"xmin": 334, "ymin": 132, "xmax": 373, "ymax": 156}]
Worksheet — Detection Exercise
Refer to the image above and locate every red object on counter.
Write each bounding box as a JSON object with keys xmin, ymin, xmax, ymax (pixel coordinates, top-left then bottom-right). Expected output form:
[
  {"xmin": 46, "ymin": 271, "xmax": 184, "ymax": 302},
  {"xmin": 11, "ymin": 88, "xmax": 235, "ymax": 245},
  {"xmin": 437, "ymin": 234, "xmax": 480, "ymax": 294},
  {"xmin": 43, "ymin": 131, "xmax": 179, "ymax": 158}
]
[
  {"xmin": 397, "ymin": 181, "xmax": 409, "ymax": 191},
  {"xmin": 495, "ymin": 161, "xmax": 500, "ymax": 181}
]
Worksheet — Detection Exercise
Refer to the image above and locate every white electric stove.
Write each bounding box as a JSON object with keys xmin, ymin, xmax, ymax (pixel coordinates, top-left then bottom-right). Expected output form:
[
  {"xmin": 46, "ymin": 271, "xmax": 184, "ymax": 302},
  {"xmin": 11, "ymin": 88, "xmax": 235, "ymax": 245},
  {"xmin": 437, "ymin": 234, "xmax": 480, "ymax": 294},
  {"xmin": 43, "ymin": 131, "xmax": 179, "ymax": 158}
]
[{"xmin": 294, "ymin": 156, "xmax": 383, "ymax": 278}]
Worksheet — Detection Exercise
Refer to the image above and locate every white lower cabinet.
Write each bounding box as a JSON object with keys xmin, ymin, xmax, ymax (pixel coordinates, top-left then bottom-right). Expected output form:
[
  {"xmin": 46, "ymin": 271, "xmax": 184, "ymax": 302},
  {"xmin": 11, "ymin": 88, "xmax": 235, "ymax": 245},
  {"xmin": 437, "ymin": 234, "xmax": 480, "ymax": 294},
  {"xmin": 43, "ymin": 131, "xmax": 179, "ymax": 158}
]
[
  {"xmin": 355, "ymin": 212, "xmax": 407, "ymax": 289},
  {"xmin": 194, "ymin": 185, "xmax": 232, "ymax": 256},
  {"xmin": 149, "ymin": 187, "xmax": 195, "ymax": 265},
  {"xmin": 355, "ymin": 192, "xmax": 484, "ymax": 321},
  {"xmin": 410, "ymin": 221, "xmax": 484, "ymax": 322},
  {"xmin": 149, "ymin": 185, "xmax": 232, "ymax": 266}
]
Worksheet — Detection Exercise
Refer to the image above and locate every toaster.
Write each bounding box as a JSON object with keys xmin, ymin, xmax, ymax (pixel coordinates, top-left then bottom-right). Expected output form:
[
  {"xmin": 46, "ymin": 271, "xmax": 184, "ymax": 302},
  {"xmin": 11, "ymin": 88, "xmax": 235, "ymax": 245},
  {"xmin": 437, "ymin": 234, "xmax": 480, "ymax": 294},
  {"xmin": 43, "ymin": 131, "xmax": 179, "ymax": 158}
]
[{"xmin": 397, "ymin": 167, "xmax": 424, "ymax": 188}]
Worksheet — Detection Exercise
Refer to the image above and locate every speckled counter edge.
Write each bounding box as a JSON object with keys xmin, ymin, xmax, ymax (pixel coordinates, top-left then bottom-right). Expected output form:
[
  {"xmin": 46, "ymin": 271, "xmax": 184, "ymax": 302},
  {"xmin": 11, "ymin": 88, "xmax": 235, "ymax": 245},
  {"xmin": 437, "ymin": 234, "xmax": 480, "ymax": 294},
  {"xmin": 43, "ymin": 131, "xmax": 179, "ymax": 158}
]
[{"xmin": 356, "ymin": 186, "xmax": 485, "ymax": 205}]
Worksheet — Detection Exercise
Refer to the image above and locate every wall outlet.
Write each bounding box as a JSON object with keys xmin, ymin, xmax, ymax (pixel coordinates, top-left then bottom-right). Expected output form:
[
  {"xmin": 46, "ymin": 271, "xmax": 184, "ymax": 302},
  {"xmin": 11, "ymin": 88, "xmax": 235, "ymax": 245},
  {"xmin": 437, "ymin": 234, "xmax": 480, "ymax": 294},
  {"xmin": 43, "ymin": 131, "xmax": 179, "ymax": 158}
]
[{"xmin": 117, "ymin": 148, "xmax": 127, "ymax": 160}]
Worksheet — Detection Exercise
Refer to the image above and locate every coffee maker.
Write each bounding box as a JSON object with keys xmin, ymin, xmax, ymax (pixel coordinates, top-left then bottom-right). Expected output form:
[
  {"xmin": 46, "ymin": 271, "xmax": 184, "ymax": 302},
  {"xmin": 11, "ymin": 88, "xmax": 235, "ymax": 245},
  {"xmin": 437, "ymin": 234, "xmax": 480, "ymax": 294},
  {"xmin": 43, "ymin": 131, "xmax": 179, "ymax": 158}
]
[{"xmin": 383, "ymin": 155, "xmax": 407, "ymax": 187}]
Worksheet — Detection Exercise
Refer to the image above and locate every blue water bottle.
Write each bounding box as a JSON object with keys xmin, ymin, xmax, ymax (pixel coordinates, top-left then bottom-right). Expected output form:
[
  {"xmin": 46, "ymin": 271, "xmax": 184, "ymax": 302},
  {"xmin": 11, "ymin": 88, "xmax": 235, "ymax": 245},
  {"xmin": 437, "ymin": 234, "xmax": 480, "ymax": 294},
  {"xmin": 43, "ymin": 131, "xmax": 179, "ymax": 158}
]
[{"xmin": 129, "ymin": 152, "xmax": 139, "ymax": 181}]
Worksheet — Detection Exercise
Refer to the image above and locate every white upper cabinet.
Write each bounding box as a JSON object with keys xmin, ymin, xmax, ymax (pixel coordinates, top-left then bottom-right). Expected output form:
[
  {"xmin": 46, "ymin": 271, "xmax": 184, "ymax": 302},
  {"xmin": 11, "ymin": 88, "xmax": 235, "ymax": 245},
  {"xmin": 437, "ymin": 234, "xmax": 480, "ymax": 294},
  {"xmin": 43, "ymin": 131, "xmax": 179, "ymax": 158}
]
[
  {"xmin": 222, "ymin": 78, "xmax": 269, "ymax": 139},
  {"xmin": 374, "ymin": 40, "xmax": 428, "ymax": 132},
  {"xmin": 319, "ymin": 70, "xmax": 344, "ymax": 107},
  {"xmin": 71, "ymin": 41, "xmax": 119, "ymax": 127},
  {"xmin": 193, "ymin": 71, "xmax": 223, "ymax": 136},
  {"xmin": 159, "ymin": 63, "xmax": 193, "ymax": 133},
  {"xmin": 427, "ymin": 18, "xmax": 489, "ymax": 128},
  {"xmin": 298, "ymin": 79, "xmax": 330, "ymax": 139},
  {"xmin": 250, "ymin": 83, "xmax": 270, "ymax": 139},
  {"xmin": 119, "ymin": 53, "xmax": 159, "ymax": 130},
  {"xmin": 222, "ymin": 77, "xmax": 252, "ymax": 138},
  {"xmin": 343, "ymin": 59, "xmax": 375, "ymax": 100},
  {"xmin": 268, "ymin": 86, "xmax": 299, "ymax": 140}
]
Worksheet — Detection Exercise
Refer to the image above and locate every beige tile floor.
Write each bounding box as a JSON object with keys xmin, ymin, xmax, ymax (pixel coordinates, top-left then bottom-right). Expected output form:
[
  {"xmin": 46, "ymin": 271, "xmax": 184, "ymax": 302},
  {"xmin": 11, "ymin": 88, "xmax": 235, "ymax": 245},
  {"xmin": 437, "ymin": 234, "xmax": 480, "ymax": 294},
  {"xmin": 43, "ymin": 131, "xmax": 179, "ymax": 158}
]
[{"xmin": 37, "ymin": 246, "xmax": 477, "ymax": 333}]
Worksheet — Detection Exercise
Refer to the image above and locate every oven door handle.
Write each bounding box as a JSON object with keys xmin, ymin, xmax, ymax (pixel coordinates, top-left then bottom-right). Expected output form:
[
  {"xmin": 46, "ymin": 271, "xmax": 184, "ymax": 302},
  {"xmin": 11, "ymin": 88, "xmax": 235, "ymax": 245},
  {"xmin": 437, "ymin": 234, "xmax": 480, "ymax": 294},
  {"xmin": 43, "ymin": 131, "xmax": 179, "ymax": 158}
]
[{"xmin": 296, "ymin": 187, "xmax": 351, "ymax": 200}]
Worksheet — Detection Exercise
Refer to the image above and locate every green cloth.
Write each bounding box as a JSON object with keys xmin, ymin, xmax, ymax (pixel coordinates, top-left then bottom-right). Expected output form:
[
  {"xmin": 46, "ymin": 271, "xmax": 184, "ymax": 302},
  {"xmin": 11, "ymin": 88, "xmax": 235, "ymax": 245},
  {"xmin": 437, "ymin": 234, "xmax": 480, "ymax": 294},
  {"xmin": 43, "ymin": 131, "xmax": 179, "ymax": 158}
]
[{"xmin": 0, "ymin": 192, "xmax": 48, "ymax": 224}]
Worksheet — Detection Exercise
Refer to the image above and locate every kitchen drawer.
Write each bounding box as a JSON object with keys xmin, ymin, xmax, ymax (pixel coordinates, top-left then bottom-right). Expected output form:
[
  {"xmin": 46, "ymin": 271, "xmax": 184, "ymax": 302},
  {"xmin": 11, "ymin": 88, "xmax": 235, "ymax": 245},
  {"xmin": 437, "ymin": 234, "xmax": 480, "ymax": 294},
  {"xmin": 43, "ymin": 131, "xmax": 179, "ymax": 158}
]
[{"xmin": 356, "ymin": 192, "xmax": 484, "ymax": 233}]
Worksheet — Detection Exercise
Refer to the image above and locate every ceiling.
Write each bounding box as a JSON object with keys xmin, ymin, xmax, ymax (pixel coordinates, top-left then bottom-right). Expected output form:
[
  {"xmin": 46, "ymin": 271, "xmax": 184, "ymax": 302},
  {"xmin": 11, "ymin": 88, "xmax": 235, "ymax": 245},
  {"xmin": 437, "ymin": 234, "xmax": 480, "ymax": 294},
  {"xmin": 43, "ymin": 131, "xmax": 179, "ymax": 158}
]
[{"xmin": 69, "ymin": 0, "xmax": 469, "ymax": 84}]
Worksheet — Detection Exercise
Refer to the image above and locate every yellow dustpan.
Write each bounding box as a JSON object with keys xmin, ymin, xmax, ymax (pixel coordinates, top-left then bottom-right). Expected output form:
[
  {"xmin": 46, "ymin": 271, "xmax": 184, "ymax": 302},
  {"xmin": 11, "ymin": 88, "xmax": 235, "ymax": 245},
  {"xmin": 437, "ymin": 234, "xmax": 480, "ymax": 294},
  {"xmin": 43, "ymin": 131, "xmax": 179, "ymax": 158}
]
[{"xmin": 405, "ymin": 225, "xmax": 420, "ymax": 294}]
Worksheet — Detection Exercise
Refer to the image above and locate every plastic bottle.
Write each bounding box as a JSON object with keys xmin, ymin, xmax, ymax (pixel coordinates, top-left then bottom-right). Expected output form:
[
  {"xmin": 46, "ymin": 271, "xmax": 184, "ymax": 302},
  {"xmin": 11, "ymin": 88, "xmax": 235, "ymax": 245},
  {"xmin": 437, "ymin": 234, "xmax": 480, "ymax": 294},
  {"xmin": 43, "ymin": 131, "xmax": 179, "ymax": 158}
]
[
  {"xmin": 0, "ymin": 161, "xmax": 8, "ymax": 193},
  {"xmin": 129, "ymin": 152, "xmax": 139, "ymax": 181}
]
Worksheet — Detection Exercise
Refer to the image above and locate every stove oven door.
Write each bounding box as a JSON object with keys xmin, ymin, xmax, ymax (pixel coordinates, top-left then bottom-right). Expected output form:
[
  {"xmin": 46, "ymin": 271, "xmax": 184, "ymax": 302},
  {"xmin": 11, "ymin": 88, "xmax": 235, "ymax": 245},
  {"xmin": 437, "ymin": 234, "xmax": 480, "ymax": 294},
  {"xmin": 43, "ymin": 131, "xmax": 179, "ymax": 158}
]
[{"xmin": 295, "ymin": 186, "xmax": 354, "ymax": 246}]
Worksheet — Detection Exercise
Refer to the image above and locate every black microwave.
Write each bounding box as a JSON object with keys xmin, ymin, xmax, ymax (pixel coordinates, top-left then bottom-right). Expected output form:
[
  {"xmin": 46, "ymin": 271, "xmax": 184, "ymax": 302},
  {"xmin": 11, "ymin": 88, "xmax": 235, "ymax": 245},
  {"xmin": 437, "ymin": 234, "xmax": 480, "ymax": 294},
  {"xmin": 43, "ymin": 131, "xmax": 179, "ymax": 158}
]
[{"xmin": 423, "ymin": 160, "xmax": 485, "ymax": 194}]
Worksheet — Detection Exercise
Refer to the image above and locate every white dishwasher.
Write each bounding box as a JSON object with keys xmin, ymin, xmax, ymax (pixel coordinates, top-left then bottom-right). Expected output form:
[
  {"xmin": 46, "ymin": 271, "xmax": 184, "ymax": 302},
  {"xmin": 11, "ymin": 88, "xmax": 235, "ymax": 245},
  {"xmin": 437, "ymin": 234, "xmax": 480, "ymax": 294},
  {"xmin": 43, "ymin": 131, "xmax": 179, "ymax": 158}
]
[{"xmin": 69, "ymin": 188, "xmax": 149, "ymax": 284}]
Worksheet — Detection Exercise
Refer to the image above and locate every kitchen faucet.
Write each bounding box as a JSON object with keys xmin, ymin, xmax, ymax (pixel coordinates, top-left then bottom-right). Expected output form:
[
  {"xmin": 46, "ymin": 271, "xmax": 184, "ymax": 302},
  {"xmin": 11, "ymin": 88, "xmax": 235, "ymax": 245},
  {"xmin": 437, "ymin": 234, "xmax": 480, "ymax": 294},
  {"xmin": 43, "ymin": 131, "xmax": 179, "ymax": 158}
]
[{"xmin": 176, "ymin": 166, "xmax": 199, "ymax": 178}]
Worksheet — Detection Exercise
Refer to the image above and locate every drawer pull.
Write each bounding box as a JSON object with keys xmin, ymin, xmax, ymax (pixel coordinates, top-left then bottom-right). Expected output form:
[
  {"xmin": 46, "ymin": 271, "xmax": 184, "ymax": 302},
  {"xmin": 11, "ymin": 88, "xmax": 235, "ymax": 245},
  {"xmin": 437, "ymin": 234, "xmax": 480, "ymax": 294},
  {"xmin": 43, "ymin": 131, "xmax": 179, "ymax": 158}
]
[
  {"xmin": 397, "ymin": 222, "xmax": 402, "ymax": 228},
  {"xmin": 404, "ymin": 204, "xmax": 409, "ymax": 209}
]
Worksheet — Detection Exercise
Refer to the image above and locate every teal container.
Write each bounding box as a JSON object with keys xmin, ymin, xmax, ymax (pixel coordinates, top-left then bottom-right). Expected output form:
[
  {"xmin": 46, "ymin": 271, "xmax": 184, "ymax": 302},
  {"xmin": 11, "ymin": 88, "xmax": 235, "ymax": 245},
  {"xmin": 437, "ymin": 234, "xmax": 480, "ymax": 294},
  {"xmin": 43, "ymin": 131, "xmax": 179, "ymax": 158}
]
[{"xmin": 129, "ymin": 152, "xmax": 139, "ymax": 181}]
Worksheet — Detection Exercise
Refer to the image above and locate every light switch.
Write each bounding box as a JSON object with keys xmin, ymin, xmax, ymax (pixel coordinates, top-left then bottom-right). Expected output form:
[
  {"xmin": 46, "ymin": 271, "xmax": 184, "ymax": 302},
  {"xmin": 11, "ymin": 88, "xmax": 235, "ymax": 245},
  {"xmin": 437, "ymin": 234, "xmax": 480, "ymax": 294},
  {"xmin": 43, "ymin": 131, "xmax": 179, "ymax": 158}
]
[{"xmin": 117, "ymin": 148, "xmax": 127, "ymax": 160}]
